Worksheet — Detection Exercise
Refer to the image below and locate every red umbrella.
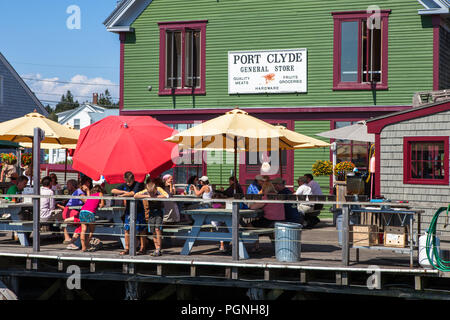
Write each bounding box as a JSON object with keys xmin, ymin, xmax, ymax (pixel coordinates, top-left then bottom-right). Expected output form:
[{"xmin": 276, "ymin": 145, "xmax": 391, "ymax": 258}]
[{"xmin": 72, "ymin": 116, "xmax": 178, "ymax": 184}]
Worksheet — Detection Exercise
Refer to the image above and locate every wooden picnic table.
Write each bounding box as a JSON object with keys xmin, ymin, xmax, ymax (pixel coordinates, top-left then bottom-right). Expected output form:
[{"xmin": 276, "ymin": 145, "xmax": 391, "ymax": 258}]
[
  {"xmin": 0, "ymin": 202, "xmax": 34, "ymax": 246},
  {"xmin": 180, "ymin": 208, "xmax": 265, "ymax": 259}
]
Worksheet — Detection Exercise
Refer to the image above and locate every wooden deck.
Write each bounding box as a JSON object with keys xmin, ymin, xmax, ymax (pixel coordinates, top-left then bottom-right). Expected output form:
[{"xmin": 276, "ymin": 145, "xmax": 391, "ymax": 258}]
[{"xmin": 1, "ymin": 218, "xmax": 449, "ymax": 300}]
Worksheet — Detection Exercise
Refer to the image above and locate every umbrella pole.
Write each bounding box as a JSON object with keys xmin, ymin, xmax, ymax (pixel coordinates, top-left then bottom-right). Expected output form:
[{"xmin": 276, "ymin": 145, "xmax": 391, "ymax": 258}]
[
  {"xmin": 64, "ymin": 149, "xmax": 67, "ymax": 186},
  {"xmin": 234, "ymin": 136, "xmax": 237, "ymax": 194},
  {"xmin": 279, "ymin": 150, "xmax": 282, "ymax": 179}
]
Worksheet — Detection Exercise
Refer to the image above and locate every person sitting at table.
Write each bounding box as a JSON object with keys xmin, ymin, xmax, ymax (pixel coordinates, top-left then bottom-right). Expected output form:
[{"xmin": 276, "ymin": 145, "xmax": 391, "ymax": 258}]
[
  {"xmin": 134, "ymin": 177, "xmax": 169, "ymax": 256},
  {"xmin": 24, "ymin": 164, "xmax": 33, "ymax": 187},
  {"xmin": 191, "ymin": 176, "xmax": 228, "ymax": 252},
  {"xmin": 221, "ymin": 176, "xmax": 244, "ymax": 197},
  {"xmin": 162, "ymin": 174, "xmax": 176, "ymax": 195},
  {"xmin": 49, "ymin": 173, "xmax": 62, "ymax": 195},
  {"xmin": 304, "ymin": 173, "xmax": 323, "ymax": 195},
  {"xmin": 272, "ymin": 177, "xmax": 302, "ymax": 224},
  {"xmin": 1, "ymin": 157, "xmax": 17, "ymax": 183},
  {"xmin": 249, "ymin": 182, "xmax": 285, "ymax": 253},
  {"xmin": 296, "ymin": 176, "xmax": 321, "ymax": 228},
  {"xmin": 111, "ymin": 171, "xmax": 146, "ymax": 256},
  {"xmin": 5, "ymin": 174, "xmax": 27, "ymax": 201},
  {"xmin": 191, "ymin": 176, "xmax": 213, "ymax": 206},
  {"xmin": 185, "ymin": 175, "xmax": 198, "ymax": 195},
  {"xmin": 246, "ymin": 175, "xmax": 264, "ymax": 195},
  {"xmin": 40, "ymin": 176, "xmax": 62, "ymax": 226},
  {"xmin": 59, "ymin": 179, "xmax": 87, "ymax": 248}
]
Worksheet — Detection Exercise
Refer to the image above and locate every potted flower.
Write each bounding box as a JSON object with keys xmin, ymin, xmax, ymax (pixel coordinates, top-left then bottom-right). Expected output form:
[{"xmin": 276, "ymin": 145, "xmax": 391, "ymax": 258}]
[
  {"xmin": 334, "ymin": 161, "xmax": 355, "ymax": 181},
  {"xmin": 312, "ymin": 160, "xmax": 333, "ymax": 177},
  {"xmin": 21, "ymin": 153, "xmax": 32, "ymax": 166},
  {"xmin": 1, "ymin": 153, "xmax": 17, "ymax": 165}
]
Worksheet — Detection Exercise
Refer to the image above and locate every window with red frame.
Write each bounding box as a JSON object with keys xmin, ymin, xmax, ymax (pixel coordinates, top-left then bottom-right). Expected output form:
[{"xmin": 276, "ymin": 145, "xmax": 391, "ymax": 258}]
[
  {"xmin": 334, "ymin": 121, "xmax": 371, "ymax": 169},
  {"xmin": 332, "ymin": 10, "xmax": 390, "ymax": 90},
  {"xmin": 404, "ymin": 137, "xmax": 449, "ymax": 185},
  {"xmin": 158, "ymin": 21, "xmax": 207, "ymax": 95}
]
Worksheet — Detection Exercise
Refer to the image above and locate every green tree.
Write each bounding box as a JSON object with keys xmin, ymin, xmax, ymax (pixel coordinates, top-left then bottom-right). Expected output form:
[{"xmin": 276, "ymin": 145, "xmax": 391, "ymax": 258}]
[
  {"xmin": 54, "ymin": 90, "xmax": 80, "ymax": 113},
  {"xmin": 44, "ymin": 104, "xmax": 58, "ymax": 121},
  {"xmin": 98, "ymin": 89, "xmax": 118, "ymax": 108}
]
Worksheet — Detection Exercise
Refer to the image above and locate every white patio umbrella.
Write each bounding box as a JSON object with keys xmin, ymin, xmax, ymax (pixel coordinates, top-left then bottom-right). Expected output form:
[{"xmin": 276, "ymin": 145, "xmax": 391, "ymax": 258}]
[{"xmin": 316, "ymin": 120, "xmax": 374, "ymax": 143}]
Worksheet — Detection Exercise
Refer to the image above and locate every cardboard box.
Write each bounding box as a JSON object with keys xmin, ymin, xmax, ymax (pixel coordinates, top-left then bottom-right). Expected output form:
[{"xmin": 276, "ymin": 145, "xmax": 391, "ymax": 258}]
[
  {"xmin": 384, "ymin": 226, "xmax": 407, "ymax": 248},
  {"xmin": 351, "ymin": 225, "xmax": 379, "ymax": 246}
]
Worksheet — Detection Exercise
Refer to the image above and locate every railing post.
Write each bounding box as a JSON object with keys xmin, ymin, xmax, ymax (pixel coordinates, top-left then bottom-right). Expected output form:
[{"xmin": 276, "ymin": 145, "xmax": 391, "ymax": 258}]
[
  {"xmin": 129, "ymin": 199, "xmax": 136, "ymax": 257},
  {"xmin": 32, "ymin": 127, "xmax": 44, "ymax": 253},
  {"xmin": 232, "ymin": 201, "xmax": 240, "ymax": 261},
  {"xmin": 342, "ymin": 204, "xmax": 350, "ymax": 266}
]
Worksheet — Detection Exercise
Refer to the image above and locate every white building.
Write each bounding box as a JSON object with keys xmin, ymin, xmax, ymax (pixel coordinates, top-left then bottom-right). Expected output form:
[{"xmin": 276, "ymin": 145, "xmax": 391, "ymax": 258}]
[{"xmin": 49, "ymin": 94, "xmax": 119, "ymax": 163}]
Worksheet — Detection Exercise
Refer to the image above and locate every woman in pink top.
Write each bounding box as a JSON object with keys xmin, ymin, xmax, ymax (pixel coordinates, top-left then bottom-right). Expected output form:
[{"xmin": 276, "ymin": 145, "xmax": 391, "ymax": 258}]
[
  {"xmin": 249, "ymin": 182, "xmax": 285, "ymax": 253},
  {"xmin": 79, "ymin": 185, "xmax": 105, "ymax": 252}
]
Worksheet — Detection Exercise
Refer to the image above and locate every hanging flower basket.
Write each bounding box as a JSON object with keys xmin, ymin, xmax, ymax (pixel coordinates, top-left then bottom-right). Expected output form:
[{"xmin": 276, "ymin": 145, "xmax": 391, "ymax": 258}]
[
  {"xmin": 312, "ymin": 160, "xmax": 333, "ymax": 176},
  {"xmin": 21, "ymin": 153, "xmax": 32, "ymax": 166},
  {"xmin": 1, "ymin": 153, "xmax": 17, "ymax": 165},
  {"xmin": 334, "ymin": 161, "xmax": 355, "ymax": 181}
]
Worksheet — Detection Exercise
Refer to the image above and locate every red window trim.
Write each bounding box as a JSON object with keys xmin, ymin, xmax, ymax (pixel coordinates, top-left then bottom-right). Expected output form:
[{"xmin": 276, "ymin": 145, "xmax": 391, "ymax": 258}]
[
  {"xmin": 332, "ymin": 10, "xmax": 390, "ymax": 91},
  {"xmin": 158, "ymin": 20, "xmax": 207, "ymax": 96},
  {"xmin": 403, "ymin": 136, "xmax": 449, "ymax": 185}
]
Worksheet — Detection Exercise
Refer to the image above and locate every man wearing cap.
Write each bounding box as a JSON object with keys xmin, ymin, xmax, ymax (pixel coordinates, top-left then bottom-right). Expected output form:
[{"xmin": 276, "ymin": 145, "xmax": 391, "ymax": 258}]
[
  {"xmin": 246, "ymin": 175, "xmax": 264, "ymax": 194},
  {"xmin": 272, "ymin": 177, "xmax": 302, "ymax": 224}
]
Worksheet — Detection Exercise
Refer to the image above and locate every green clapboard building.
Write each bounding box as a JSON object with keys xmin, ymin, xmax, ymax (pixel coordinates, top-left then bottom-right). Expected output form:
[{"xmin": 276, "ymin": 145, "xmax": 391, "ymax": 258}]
[{"xmin": 103, "ymin": 0, "xmax": 449, "ymax": 193}]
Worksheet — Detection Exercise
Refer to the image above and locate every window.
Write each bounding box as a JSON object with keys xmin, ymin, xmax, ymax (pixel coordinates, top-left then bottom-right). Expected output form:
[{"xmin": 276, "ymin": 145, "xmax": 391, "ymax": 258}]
[
  {"xmin": 332, "ymin": 10, "xmax": 390, "ymax": 90},
  {"xmin": 158, "ymin": 21, "xmax": 207, "ymax": 95},
  {"xmin": 73, "ymin": 119, "xmax": 80, "ymax": 130},
  {"xmin": 404, "ymin": 136, "xmax": 449, "ymax": 185},
  {"xmin": 335, "ymin": 121, "xmax": 370, "ymax": 169},
  {"xmin": 163, "ymin": 123, "xmax": 203, "ymax": 184}
]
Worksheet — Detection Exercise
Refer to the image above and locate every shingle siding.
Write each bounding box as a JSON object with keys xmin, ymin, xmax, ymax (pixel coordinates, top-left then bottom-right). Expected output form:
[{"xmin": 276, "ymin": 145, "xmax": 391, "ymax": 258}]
[
  {"xmin": 0, "ymin": 55, "xmax": 46, "ymax": 121},
  {"xmin": 380, "ymin": 110, "xmax": 450, "ymax": 230}
]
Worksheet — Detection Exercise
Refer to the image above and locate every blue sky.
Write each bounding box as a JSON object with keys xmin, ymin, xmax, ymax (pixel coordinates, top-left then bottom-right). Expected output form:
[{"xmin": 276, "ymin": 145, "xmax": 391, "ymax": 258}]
[{"xmin": 0, "ymin": 0, "xmax": 120, "ymax": 107}]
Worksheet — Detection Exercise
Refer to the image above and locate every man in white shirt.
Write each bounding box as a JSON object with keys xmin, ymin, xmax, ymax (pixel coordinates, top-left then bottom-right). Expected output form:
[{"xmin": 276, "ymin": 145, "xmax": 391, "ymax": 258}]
[
  {"xmin": 295, "ymin": 176, "xmax": 313, "ymax": 216},
  {"xmin": 304, "ymin": 174, "xmax": 323, "ymax": 195},
  {"xmin": 295, "ymin": 176, "xmax": 312, "ymax": 196},
  {"xmin": 40, "ymin": 176, "xmax": 60, "ymax": 223}
]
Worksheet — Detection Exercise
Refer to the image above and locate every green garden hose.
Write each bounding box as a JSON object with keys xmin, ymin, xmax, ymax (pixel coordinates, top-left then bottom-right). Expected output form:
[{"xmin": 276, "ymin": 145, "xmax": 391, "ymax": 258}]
[{"xmin": 426, "ymin": 205, "xmax": 450, "ymax": 271}]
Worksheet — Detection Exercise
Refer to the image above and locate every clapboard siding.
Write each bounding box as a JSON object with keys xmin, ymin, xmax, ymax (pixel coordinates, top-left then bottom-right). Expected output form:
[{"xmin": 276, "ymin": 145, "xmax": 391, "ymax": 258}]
[
  {"xmin": 123, "ymin": 0, "xmax": 433, "ymax": 110},
  {"xmin": 206, "ymin": 151, "xmax": 237, "ymax": 187},
  {"xmin": 293, "ymin": 121, "xmax": 331, "ymax": 193},
  {"xmin": 379, "ymin": 111, "xmax": 450, "ymax": 229}
]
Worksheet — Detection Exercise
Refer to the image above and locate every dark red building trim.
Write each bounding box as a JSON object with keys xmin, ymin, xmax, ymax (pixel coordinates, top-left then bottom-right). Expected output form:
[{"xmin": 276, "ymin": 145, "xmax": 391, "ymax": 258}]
[
  {"xmin": 432, "ymin": 15, "xmax": 440, "ymax": 91},
  {"xmin": 403, "ymin": 136, "xmax": 449, "ymax": 186},
  {"xmin": 158, "ymin": 21, "xmax": 207, "ymax": 96},
  {"xmin": 119, "ymin": 32, "xmax": 126, "ymax": 112},
  {"xmin": 332, "ymin": 10, "xmax": 390, "ymax": 91},
  {"xmin": 367, "ymin": 100, "xmax": 450, "ymax": 196}
]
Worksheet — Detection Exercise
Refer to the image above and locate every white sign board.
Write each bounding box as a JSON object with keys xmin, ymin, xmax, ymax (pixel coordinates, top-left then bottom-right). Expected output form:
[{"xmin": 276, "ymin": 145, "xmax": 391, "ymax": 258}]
[{"xmin": 228, "ymin": 49, "xmax": 307, "ymax": 94}]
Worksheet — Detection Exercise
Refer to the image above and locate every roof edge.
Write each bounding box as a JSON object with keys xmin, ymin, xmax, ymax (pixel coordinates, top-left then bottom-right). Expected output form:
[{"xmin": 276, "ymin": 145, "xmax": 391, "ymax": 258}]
[
  {"xmin": 0, "ymin": 52, "xmax": 48, "ymax": 116},
  {"xmin": 366, "ymin": 99, "xmax": 450, "ymax": 134}
]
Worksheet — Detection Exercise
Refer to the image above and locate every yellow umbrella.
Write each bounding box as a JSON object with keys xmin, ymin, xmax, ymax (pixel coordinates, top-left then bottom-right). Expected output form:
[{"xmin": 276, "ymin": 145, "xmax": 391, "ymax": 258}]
[
  {"xmin": 273, "ymin": 125, "xmax": 330, "ymax": 149},
  {"xmin": 0, "ymin": 111, "xmax": 79, "ymax": 145},
  {"xmin": 165, "ymin": 108, "xmax": 304, "ymax": 151},
  {"xmin": 165, "ymin": 108, "xmax": 311, "ymax": 191},
  {"xmin": 272, "ymin": 125, "xmax": 330, "ymax": 179},
  {"xmin": 0, "ymin": 113, "xmax": 80, "ymax": 185}
]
